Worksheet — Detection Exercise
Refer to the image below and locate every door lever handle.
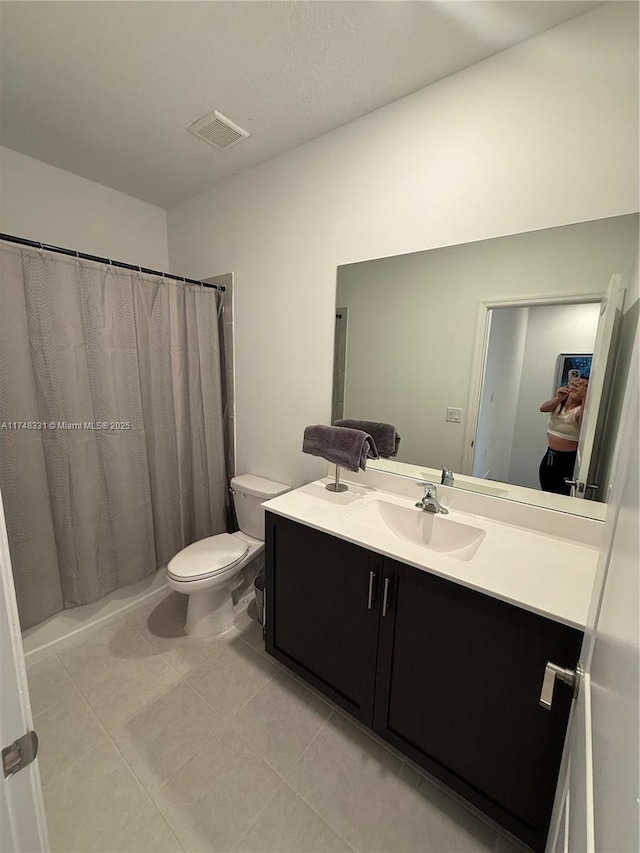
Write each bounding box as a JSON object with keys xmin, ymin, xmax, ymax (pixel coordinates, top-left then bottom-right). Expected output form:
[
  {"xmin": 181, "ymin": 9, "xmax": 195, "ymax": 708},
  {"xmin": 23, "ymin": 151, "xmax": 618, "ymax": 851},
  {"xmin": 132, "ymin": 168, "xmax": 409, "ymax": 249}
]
[{"xmin": 540, "ymin": 662, "xmax": 581, "ymax": 709}]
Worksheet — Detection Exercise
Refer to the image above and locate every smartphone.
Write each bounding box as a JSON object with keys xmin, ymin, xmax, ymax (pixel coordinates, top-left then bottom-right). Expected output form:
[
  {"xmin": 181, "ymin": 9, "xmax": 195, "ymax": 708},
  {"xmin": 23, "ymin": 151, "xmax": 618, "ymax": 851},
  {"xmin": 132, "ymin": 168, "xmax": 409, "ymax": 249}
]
[{"xmin": 568, "ymin": 369, "xmax": 581, "ymax": 389}]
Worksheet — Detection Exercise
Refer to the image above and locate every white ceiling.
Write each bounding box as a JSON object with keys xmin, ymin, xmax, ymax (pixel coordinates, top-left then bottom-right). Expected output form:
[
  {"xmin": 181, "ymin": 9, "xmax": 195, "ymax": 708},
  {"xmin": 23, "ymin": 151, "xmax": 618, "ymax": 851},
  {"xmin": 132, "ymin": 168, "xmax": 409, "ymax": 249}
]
[{"xmin": 0, "ymin": 1, "xmax": 602, "ymax": 208}]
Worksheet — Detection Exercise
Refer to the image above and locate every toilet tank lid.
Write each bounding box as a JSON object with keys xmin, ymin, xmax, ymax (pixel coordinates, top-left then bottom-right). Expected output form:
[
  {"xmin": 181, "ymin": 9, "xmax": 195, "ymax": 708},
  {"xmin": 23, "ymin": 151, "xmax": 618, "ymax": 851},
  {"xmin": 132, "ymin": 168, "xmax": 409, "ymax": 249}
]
[{"xmin": 231, "ymin": 474, "xmax": 290, "ymax": 499}]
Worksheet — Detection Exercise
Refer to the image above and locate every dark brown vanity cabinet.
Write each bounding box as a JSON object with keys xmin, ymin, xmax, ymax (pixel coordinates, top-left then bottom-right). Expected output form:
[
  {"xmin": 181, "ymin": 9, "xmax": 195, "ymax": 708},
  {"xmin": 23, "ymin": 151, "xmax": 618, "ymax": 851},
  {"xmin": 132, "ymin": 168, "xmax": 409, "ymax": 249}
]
[
  {"xmin": 265, "ymin": 513, "xmax": 583, "ymax": 853},
  {"xmin": 264, "ymin": 512, "xmax": 383, "ymax": 725}
]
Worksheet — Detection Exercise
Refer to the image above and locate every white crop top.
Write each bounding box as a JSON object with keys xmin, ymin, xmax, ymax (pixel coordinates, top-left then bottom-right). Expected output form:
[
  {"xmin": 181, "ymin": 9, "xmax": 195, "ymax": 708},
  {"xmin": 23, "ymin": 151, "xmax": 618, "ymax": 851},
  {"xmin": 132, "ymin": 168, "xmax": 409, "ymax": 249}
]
[{"xmin": 547, "ymin": 404, "xmax": 581, "ymax": 441}]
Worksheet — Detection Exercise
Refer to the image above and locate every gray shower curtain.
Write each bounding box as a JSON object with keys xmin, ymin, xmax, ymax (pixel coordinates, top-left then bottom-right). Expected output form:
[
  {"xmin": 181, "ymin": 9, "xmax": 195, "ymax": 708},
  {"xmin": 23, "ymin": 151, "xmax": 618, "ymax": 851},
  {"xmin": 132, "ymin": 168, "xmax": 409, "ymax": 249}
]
[{"xmin": 0, "ymin": 242, "xmax": 229, "ymax": 629}]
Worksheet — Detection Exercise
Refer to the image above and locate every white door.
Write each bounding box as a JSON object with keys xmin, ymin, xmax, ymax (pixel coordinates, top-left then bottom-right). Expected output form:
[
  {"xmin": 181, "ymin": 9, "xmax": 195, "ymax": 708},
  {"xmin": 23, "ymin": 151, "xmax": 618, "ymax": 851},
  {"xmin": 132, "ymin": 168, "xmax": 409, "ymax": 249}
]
[
  {"xmin": 573, "ymin": 275, "xmax": 626, "ymax": 499},
  {"xmin": 0, "ymin": 487, "xmax": 49, "ymax": 852},
  {"xmin": 548, "ymin": 330, "xmax": 639, "ymax": 852}
]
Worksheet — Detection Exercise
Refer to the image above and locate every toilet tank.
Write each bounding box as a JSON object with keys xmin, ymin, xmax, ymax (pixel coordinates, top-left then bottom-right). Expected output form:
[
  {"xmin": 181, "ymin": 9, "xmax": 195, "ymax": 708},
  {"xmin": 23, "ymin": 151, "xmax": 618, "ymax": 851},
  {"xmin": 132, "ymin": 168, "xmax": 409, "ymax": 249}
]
[{"xmin": 231, "ymin": 474, "xmax": 290, "ymax": 540}]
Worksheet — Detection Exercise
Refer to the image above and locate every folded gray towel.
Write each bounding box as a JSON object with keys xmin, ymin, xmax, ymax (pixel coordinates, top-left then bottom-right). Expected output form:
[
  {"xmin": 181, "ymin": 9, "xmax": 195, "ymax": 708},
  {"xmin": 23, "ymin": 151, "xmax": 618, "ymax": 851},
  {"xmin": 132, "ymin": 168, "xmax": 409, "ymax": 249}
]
[
  {"xmin": 302, "ymin": 424, "xmax": 379, "ymax": 473},
  {"xmin": 333, "ymin": 419, "xmax": 400, "ymax": 458}
]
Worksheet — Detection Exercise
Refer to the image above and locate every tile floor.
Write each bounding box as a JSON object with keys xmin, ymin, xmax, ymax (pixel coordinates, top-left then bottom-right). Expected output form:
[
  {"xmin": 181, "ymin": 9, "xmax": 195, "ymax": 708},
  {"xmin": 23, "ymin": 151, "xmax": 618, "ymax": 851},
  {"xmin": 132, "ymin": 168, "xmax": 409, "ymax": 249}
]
[{"xmin": 27, "ymin": 590, "xmax": 524, "ymax": 853}]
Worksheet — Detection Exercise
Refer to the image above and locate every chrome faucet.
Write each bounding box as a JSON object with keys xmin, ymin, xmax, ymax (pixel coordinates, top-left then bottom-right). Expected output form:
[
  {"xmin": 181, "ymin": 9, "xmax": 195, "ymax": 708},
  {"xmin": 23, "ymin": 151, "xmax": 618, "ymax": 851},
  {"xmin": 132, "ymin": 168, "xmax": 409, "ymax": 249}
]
[
  {"xmin": 415, "ymin": 481, "xmax": 449, "ymax": 514},
  {"xmin": 441, "ymin": 466, "xmax": 454, "ymax": 486}
]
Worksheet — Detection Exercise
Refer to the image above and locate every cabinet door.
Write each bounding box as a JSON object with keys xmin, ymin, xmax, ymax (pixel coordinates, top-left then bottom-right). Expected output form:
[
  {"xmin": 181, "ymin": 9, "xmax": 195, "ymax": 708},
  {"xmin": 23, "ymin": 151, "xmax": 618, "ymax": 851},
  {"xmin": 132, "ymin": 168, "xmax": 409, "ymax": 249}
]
[
  {"xmin": 374, "ymin": 559, "xmax": 583, "ymax": 853},
  {"xmin": 265, "ymin": 513, "xmax": 383, "ymax": 725}
]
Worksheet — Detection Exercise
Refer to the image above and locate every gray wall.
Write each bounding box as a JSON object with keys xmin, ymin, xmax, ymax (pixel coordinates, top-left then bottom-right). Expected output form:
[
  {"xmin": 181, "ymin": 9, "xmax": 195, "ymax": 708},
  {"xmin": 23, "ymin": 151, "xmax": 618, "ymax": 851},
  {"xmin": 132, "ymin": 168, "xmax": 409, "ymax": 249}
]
[{"xmin": 473, "ymin": 307, "xmax": 528, "ymax": 481}]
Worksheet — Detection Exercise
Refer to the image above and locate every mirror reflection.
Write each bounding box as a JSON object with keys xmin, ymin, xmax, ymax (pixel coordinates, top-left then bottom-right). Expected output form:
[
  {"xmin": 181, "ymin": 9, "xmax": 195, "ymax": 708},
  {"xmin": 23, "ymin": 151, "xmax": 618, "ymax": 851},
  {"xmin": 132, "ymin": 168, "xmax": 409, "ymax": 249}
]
[{"xmin": 333, "ymin": 215, "xmax": 639, "ymax": 515}]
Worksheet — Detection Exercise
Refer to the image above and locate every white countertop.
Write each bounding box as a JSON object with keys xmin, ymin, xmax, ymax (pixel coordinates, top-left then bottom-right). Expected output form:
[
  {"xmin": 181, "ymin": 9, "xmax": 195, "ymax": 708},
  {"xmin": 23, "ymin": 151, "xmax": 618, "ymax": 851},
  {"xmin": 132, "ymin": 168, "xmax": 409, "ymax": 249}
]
[{"xmin": 263, "ymin": 477, "xmax": 600, "ymax": 630}]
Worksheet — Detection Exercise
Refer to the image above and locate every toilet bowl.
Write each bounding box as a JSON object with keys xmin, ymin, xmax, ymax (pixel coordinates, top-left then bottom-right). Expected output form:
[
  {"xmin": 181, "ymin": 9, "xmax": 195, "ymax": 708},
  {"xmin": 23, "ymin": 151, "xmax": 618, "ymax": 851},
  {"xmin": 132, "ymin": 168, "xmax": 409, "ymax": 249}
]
[{"xmin": 167, "ymin": 474, "xmax": 290, "ymax": 637}]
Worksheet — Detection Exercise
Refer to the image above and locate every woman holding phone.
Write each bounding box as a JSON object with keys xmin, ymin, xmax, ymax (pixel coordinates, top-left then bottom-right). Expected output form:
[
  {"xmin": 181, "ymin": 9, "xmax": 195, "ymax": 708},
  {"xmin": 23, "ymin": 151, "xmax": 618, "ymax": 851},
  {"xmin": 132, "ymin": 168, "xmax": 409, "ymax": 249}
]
[{"xmin": 538, "ymin": 373, "xmax": 589, "ymax": 495}]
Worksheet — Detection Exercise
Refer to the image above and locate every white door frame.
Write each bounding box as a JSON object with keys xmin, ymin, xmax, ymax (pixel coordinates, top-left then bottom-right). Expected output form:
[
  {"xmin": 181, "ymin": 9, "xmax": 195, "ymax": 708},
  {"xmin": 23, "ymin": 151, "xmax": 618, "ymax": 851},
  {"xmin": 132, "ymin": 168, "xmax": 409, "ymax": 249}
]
[
  {"xmin": 575, "ymin": 275, "xmax": 626, "ymax": 497},
  {"xmin": 462, "ymin": 291, "xmax": 605, "ymax": 477},
  {"xmin": 0, "ymin": 486, "xmax": 49, "ymax": 852},
  {"xmin": 547, "ymin": 327, "xmax": 639, "ymax": 852}
]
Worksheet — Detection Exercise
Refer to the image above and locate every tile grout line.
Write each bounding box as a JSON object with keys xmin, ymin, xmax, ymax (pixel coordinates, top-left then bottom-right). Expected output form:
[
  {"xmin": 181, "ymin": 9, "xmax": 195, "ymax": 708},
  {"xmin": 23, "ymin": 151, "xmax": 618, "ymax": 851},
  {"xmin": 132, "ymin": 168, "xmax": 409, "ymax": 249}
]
[
  {"xmin": 183, "ymin": 646, "xmax": 281, "ymax": 722},
  {"xmin": 35, "ymin": 655, "xmax": 112, "ymax": 788},
  {"xmin": 166, "ymin": 664, "xmax": 284, "ymax": 788},
  {"xmin": 87, "ymin": 665, "xmax": 225, "ymax": 801},
  {"xmin": 144, "ymin": 718, "xmax": 223, "ymax": 797},
  {"xmin": 29, "ymin": 652, "xmax": 85, "ymax": 720},
  {"xmin": 275, "ymin": 708, "xmax": 366, "ymax": 851},
  {"xmin": 135, "ymin": 641, "xmax": 278, "ymax": 794},
  {"xmin": 138, "ymin": 797, "xmax": 188, "ymax": 853},
  {"xmin": 62, "ymin": 711, "xmax": 154, "ymax": 825},
  {"xmin": 227, "ymin": 668, "xmax": 336, "ymax": 783},
  {"xmin": 278, "ymin": 707, "xmax": 411, "ymax": 853},
  {"xmin": 55, "ymin": 621, "xmax": 195, "ymax": 739},
  {"xmin": 360, "ymin": 786, "xmax": 385, "ymax": 853},
  {"xmin": 38, "ymin": 736, "xmax": 108, "ymax": 793},
  {"xmin": 102, "ymin": 622, "xmax": 278, "ymax": 796},
  {"xmin": 230, "ymin": 708, "xmax": 357, "ymax": 853},
  {"xmin": 277, "ymin": 778, "xmax": 360, "ymax": 853},
  {"xmin": 147, "ymin": 709, "xmax": 283, "ymax": 848},
  {"xmin": 40, "ymin": 718, "xmax": 167, "ymax": 846},
  {"xmin": 229, "ymin": 780, "xmax": 284, "ymax": 853},
  {"xmin": 280, "ymin": 775, "xmax": 360, "ymax": 853},
  {"xmin": 51, "ymin": 626, "xmax": 187, "ymax": 834}
]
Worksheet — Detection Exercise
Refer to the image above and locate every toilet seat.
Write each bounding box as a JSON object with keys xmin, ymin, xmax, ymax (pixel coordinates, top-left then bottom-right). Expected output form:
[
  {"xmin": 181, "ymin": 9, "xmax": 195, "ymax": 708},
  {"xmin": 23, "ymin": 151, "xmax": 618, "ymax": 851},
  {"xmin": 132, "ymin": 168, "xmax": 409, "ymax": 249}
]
[{"xmin": 167, "ymin": 533, "xmax": 249, "ymax": 583}]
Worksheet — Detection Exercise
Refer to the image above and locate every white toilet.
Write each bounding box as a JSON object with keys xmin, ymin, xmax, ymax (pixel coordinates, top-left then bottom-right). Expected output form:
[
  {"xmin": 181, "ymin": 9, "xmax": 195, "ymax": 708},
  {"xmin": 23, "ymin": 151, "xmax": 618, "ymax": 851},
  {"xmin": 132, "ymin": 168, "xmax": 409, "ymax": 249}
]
[{"xmin": 167, "ymin": 474, "xmax": 290, "ymax": 637}]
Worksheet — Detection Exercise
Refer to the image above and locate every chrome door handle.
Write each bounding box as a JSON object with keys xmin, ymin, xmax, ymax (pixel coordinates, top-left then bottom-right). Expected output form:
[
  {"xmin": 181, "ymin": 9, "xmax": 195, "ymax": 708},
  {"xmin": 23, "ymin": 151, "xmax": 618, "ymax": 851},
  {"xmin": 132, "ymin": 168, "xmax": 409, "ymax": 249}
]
[
  {"xmin": 564, "ymin": 479, "xmax": 577, "ymax": 487},
  {"xmin": 382, "ymin": 578, "xmax": 391, "ymax": 617},
  {"xmin": 367, "ymin": 571, "xmax": 376, "ymax": 610},
  {"xmin": 540, "ymin": 662, "xmax": 581, "ymax": 709}
]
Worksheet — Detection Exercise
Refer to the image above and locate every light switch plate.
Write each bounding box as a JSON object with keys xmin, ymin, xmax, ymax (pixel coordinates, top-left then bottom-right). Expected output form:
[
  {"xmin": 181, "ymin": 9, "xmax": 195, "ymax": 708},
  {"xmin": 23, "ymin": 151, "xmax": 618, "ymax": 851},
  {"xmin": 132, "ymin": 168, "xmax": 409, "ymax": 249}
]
[{"xmin": 446, "ymin": 407, "xmax": 463, "ymax": 423}]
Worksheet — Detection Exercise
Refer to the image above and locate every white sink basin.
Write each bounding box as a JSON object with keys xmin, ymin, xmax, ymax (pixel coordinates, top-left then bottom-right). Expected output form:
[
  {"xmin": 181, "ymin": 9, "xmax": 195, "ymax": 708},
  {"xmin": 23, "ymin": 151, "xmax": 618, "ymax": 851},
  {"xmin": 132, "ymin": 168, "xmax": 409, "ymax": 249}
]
[{"xmin": 346, "ymin": 499, "xmax": 485, "ymax": 561}]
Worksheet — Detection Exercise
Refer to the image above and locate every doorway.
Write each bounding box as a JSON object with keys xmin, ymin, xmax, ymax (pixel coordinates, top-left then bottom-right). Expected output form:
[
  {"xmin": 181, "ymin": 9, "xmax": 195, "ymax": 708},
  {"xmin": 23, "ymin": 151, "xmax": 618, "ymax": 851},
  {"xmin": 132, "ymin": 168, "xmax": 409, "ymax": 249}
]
[{"xmin": 472, "ymin": 301, "xmax": 601, "ymax": 491}]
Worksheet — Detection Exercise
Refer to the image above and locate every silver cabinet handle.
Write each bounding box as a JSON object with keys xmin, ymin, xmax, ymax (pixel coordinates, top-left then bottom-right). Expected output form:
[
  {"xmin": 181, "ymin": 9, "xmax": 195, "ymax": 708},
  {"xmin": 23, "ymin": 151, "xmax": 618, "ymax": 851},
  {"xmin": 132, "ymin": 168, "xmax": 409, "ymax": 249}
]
[
  {"xmin": 540, "ymin": 662, "xmax": 580, "ymax": 709},
  {"xmin": 367, "ymin": 571, "xmax": 376, "ymax": 610},
  {"xmin": 382, "ymin": 578, "xmax": 391, "ymax": 617}
]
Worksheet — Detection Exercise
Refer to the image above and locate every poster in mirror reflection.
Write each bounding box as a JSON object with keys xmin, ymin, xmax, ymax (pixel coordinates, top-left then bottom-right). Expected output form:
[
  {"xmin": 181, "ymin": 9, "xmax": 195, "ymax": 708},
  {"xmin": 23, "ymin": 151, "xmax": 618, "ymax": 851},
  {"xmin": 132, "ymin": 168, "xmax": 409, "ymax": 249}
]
[{"xmin": 556, "ymin": 354, "xmax": 592, "ymax": 390}]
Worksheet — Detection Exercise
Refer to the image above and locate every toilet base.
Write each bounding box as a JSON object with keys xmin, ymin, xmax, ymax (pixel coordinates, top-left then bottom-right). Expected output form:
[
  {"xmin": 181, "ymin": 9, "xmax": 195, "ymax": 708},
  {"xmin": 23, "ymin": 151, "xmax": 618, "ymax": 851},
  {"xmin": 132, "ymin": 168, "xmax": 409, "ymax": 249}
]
[{"xmin": 185, "ymin": 586, "xmax": 236, "ymax": 638}]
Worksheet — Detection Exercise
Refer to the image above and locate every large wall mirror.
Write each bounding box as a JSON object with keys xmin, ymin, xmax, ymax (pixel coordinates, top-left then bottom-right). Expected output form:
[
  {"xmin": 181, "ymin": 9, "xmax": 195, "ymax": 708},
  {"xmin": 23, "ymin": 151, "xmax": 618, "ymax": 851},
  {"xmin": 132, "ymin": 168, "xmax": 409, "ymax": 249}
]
[{"xmin": 333, "ymin": 214, "xmax": 639, "ymax": 518}]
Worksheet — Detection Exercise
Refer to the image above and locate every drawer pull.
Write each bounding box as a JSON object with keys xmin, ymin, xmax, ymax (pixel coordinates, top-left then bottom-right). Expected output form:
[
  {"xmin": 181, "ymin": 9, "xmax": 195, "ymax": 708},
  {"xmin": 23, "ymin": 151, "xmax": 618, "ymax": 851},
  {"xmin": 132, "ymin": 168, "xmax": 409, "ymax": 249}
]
[
  {"xmin": 382, "ymin": 578, "xmax": 391, "ymax": 616},
  {"xmin": 367, "ymin": 571, "xmax": 376, "ymax": 609}
]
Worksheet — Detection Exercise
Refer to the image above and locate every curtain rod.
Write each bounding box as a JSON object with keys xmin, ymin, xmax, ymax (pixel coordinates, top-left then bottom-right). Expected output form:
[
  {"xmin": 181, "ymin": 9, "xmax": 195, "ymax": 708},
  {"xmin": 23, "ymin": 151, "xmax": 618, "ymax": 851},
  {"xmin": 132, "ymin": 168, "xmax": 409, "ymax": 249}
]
[{"xmin": 0, "ymin": 232, "xmax": 225, "ymax": 292}]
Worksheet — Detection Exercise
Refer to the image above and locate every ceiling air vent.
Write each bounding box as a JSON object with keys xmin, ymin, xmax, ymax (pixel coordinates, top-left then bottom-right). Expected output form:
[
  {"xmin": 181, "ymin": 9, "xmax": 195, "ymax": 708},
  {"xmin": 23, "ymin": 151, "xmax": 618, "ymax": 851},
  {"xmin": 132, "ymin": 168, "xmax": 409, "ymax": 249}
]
[{"xmin": 188, "ymin": 110, "xmax": 250, "ymax": 151}]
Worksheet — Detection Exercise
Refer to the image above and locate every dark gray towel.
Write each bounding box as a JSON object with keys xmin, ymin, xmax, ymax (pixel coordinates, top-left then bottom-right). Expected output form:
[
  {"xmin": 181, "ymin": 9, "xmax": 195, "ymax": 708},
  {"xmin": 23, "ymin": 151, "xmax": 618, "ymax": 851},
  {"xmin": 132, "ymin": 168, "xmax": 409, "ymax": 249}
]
[
  {"xmin": 302, "ymin": 424, "xmax": 379, "ymax": 473},
  {"xmin": 333, "ymin": 419, "xmax": 400, "ymax": 458}
]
